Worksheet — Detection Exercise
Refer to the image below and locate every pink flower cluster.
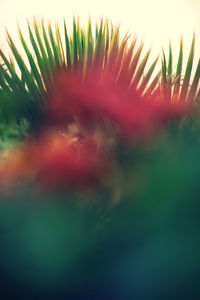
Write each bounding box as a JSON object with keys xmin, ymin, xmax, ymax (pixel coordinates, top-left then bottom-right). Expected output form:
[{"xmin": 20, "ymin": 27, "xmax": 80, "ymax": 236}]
[
  {"xmin": 0, "ymin": 68, "xmax": 190, "ymax": 192},
  {"xmin": 45, "ymin": 69, "xmax": 189, "ymax": 141}
]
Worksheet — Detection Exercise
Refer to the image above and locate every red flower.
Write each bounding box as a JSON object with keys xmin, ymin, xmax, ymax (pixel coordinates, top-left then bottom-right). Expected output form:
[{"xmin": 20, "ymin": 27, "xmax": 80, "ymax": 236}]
[
  {"xmin": 45, "ymin": 69, "xmax": 190, "ymax": 141},
  {"xmin": 37, "ymin": 132, "xmax": 111, "ymax": 190},
  {"xmin": 0, "ymin": 131, "xmax": 112, "ymax": 192},
  {"xmin": 0, "ymin": 67, "xmax": 191, "ymax": 193}
]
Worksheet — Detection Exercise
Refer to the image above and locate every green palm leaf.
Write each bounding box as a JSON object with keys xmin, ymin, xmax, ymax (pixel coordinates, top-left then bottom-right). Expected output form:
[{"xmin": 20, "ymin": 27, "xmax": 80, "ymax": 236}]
[
  {"xmin": 0, "ymin": 17, "xmax": 199, "ymax": 134},
  {"xmin": 180, "ymin": 34, "xmax": 195, "ymax": 101},
  {"xmin": 161, "ymin": 35, "xmax": 199, "ymax": 103}
]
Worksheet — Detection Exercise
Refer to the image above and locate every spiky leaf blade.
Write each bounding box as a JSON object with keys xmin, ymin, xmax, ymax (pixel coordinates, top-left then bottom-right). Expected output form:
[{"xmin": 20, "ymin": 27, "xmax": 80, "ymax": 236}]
[
  {"xmin": 138, "ymin": 56, "xmax": 159, "ymax": 95},
  {"xmin": 188, "ymin": 58, "xmax": 200, "ymax": 102},
  {"xmin": 18, "ymin": 26, "xmax": 45, "ymax": 94},
  {"xmin": 172, "ymin": 38, "xmax": 183, "ymax": 101},
  {"xmin": 131, "ymin": 49, "xmax": 151, "ymax": 88}
]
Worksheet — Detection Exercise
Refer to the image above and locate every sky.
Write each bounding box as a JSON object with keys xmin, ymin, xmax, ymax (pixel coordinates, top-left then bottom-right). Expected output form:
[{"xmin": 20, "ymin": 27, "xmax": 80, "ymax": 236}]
[{"xmin": 0, "ymin": 0, "xmax": 199, "ymax": 72}]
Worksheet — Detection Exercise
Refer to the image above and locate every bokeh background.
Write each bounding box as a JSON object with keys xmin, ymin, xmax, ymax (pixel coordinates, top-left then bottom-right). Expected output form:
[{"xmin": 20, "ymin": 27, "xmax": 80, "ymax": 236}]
[{"xmin": 0, "ymin": 1, "xmax": 200, "ymax": 299}]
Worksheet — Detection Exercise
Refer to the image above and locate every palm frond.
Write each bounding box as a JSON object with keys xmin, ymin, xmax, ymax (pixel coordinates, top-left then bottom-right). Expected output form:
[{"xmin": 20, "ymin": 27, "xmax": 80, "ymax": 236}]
[
  {"xmin": 161, "ymin": 35, "xmax": 200, "ymax": 102},
  {"xmin": 0, "ymin": 18, "xmax": 199, "ymax": 134}
]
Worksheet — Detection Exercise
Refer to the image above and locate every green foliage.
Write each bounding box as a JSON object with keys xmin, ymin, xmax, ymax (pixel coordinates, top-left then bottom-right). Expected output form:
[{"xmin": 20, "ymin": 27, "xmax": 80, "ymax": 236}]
[
  {"xmin": 1, "ymin": 121, "xmax": 200, "ymax": 298},
  {"xmin": 160, "ymin": 35, "xmax": 200, "ymax": 102},
  {"xmin": 0, "ymin": 18, "xmax": 199, "ymax": 139},
  {"xmin": 0, "ymin": 19, "xmax": 200, "ymax": 299}
]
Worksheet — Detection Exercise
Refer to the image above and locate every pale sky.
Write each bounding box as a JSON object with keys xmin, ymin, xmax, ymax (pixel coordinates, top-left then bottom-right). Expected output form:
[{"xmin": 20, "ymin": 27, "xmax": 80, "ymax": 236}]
[{"xmin": 0, "ymin": 0, "xmax": 199, "ymax": 73}]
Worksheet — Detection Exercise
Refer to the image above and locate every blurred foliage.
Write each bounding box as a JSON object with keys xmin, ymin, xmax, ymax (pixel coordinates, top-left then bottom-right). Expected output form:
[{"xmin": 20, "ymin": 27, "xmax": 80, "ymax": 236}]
[
  {"xmin": 0, "ymin": 18, "xmax": 200, "ymax": 299},
  {"xmin": 0, "ymin": 118, "xmax": 200, "ymax": 298}
]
